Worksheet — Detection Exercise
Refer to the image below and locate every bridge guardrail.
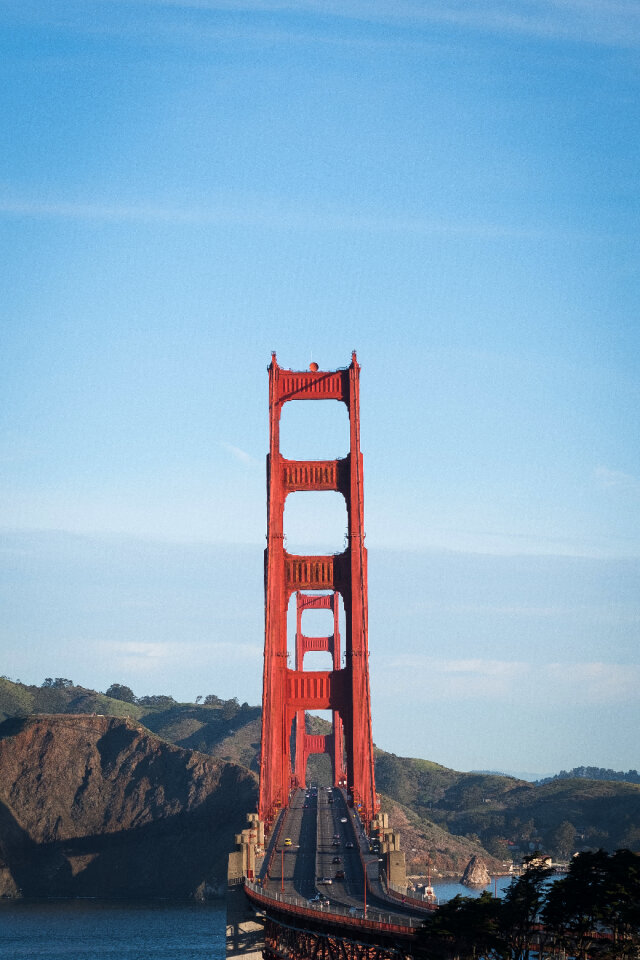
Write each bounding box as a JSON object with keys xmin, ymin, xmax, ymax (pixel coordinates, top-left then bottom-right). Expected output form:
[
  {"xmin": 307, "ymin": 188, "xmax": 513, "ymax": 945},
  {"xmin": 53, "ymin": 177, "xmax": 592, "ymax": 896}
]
[
  {"xmin": 261, "ymin": 807, "xmax": 286, "ymax": 883},
  {"xmin": 379, "ymin": 868, "xmax": 439, "ymax": 912},
  {"xmin": 244, "ymin": 879, "xmax": 422, "ymax": 934}
]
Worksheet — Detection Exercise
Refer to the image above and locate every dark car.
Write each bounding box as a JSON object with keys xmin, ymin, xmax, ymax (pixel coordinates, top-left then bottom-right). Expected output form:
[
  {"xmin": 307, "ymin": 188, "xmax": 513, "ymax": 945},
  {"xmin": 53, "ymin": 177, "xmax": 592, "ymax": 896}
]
[
  {"xmin": 332, "ymin": 856, "xmax": 341, "ymax": 864},
  {"xmin": 345, "ymin": 841, "xmax": 354, "ymax": 849},
  {"xmin": 334, "ymin": 870, "xmax": 345, "ymax": 880}
]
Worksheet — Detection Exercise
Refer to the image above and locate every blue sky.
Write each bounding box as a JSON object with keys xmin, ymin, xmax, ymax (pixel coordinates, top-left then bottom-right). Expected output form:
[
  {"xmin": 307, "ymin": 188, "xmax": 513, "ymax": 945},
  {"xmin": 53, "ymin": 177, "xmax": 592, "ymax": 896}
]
[{"xmin": 1, "ymin": 1, "xmax": 639, "ymax": 777}]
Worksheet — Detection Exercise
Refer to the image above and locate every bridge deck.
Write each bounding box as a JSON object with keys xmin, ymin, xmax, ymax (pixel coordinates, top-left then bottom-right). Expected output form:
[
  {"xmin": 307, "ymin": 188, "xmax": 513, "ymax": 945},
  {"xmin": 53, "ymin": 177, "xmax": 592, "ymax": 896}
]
[{"xmin": 251, "ymin": 787, "xmax": 432, "ymax": 931}]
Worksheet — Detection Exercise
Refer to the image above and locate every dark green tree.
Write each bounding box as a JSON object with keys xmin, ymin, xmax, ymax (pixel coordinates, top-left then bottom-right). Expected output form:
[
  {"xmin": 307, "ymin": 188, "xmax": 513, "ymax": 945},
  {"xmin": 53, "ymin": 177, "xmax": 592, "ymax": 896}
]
[
  {"xmin": 422, "ymin": 891, "xmax": 508, "ymax": 960},
  {"xmin": 599, "ymin": 849, "xmax": 640, "ymax": 957},
  {"xmin": 551, "ymin": 820, "xmax": 577, "ymax": 860},
  {"xmin": 542, "ymin": 849, "xmax": 610, "ymax": 960},
  {"xmin": 136, "ymin": 694, "xmax": 176, "ymax": 708},
  {"xmin": 221, "ymin": 697, "xmax": 240, "ymax": 720},
  {"xmin": 501, "ymin": 857, "xmax": 553, "ymax": 960},
  {"xmin": 105, "ymin": 683, "xmax": 136, "ymax": 703}
]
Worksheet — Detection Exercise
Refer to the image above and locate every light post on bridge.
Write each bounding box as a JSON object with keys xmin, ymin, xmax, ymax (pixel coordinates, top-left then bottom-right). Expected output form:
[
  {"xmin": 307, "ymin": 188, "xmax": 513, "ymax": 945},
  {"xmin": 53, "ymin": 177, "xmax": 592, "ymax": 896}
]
[{"xmin": 363, "ymin": 863, "xmax": 367, "ymax": 918}]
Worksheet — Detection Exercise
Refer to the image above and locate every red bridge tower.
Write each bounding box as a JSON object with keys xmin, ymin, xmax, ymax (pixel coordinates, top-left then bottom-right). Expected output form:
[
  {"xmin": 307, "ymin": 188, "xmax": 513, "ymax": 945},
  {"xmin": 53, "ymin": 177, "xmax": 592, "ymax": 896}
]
[{"xmin": 259, "ymin": 353, "xmax": 378, "ymax": 828}]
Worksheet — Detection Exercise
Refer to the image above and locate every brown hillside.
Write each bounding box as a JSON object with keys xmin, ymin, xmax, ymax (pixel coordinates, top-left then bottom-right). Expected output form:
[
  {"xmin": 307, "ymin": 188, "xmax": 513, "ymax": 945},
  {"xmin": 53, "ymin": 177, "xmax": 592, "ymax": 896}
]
[{"xmin": 0, "ymin": 714, "xmax": 257, "ymax": 899}]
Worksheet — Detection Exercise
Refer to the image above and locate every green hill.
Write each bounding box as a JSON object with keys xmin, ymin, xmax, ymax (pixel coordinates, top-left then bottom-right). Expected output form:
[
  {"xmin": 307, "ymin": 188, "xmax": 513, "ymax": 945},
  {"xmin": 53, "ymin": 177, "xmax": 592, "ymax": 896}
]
[{"xmin": 1, "ymin": 676, "xmax": 638, "ymax": 873}]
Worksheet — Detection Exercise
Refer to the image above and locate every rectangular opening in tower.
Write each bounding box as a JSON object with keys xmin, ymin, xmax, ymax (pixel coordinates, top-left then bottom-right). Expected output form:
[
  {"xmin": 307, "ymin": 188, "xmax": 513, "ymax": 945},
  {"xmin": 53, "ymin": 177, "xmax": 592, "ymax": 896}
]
[{"xmin": 279, "ymin": 399, "xmax": 349, "ymax": 460}]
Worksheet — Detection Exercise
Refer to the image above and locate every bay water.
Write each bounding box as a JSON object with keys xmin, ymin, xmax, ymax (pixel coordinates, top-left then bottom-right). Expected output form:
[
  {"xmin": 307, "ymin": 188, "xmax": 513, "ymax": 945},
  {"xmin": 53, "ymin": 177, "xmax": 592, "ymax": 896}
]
[
  {"xmin": 0, "ymin": 876, "xmax": 527, "ymax": 959},
  {"xmin": 0, "ymin": 900, "xmax": 226, "ymax": 960}
]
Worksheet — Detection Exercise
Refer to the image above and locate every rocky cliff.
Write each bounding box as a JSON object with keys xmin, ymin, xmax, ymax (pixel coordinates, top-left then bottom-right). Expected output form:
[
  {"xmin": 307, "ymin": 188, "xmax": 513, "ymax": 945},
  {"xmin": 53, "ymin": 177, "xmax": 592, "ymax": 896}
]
[
  {"xmin": 0, "ymin": 714, "xmax": 257, "ymax": 899},
  {"xmin": 461, "ymin": 855, "xmax": 492, "ymax": 886}
]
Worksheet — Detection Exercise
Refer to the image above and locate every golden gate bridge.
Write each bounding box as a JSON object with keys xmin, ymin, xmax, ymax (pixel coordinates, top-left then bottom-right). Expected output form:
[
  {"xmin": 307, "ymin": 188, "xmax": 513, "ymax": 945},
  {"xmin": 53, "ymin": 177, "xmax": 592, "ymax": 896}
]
[{"xmin": 227, "ymin": 355, "xmax": 433, "ymax": 960}]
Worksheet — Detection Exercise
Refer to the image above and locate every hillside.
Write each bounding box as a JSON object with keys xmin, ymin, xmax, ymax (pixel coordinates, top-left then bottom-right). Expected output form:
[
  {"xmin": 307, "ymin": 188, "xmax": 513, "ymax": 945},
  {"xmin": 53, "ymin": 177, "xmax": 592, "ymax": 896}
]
[
  {"xmin": 0, "ymin": 712, "xmax": 257, "ymax": 899},
  {"xmin": 1, "ymin": 677, "xmax": 638, "ymax": 880}
]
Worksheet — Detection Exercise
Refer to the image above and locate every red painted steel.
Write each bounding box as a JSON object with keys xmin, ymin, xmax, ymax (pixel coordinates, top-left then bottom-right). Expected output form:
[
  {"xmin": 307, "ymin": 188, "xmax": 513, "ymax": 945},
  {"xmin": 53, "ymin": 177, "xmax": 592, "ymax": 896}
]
[
  {"xmin": 259, "ymin": 353, "xmax": 378, "ymax": 827},
  {"xmin": 293, "ymin": 591, "xmax": 345, "ymax": 786}
]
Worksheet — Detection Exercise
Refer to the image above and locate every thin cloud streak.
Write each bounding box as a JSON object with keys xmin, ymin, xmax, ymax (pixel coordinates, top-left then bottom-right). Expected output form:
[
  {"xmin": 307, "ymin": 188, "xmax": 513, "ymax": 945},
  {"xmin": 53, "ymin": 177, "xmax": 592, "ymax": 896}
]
[
  {"xmin": 595, "ymin": 466, "xmax": 640, "ymax": 495},
  {"xmin": 102, "ymin": 639, "xmax": 263, "ymax": 671},
  {"xmin": 220, "ymin": 442, "xmax": 261, "ymax": 467},
  {"xmin": 94, "ymin": 0, "xmax": 640, "ymax": 50},
  {"xmin": 0, "ymin": 196, "xmax": 606, "ymax": 243},
  {"xmin": 375, "ymin": 656, "xmax": 640, "ymax": 704}
]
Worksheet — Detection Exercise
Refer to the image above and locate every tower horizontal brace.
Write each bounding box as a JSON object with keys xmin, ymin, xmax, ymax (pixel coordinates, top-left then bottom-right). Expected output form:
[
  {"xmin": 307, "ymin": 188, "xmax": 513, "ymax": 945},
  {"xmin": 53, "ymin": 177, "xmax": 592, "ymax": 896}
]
[
  {"xmin": 284, "ymin": 552, "xmax": 348, "ymax": 594},
  {"xmin": 286, "ymin": 668, "xmax": 345, "ymax": 709},
  {"xmin": 275, "ymin": 368, "xmax": 349, "ymax": 404},
  {"xmin": 298, "ymin": 635, "xmax": 334, "ymax": 653},
  {"xmin": 281, "ymin": 456, "xmax": 349, "ymax": 495}
]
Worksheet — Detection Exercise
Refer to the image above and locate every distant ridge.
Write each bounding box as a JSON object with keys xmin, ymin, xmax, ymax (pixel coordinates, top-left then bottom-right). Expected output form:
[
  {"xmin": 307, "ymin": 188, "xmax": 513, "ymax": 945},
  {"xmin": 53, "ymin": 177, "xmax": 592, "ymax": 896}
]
[{"xmin": 536, "ymin": 766, "xmax": 640, "ymax": 786}]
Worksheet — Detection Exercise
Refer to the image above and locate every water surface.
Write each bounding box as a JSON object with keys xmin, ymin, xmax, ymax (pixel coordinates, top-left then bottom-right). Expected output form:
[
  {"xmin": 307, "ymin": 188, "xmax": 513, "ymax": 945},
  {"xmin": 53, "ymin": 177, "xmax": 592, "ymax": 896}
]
[{"xmin": 0, "ymin": 900, "xmax": 226, "ymax": 960}]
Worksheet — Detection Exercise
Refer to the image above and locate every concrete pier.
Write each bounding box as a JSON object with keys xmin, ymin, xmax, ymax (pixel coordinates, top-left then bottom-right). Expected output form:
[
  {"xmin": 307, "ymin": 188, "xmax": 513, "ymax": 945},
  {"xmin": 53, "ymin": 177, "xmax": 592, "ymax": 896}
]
[{"xmin": 226, "ymin": 883, "xmax": 264, "ymax": 960}]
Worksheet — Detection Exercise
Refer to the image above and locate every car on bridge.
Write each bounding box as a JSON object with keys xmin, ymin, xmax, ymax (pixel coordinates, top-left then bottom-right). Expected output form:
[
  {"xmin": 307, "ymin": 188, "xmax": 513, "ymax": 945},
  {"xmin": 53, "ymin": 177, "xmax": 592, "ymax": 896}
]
[
  {"xmin": 309, "ymin": 894, "xmax": 329, "ymax": 905},
  {"xmin": 334, "ymin": 870, "xmax": 345, "ymax": 880},
  {"xmin": 317, "ymin": 877, "xmax": 333, "ymax": 885},
  {"xmin": 332, "ymin": 856, "xmax": 341, "ymax": 864},
  {"xmin": 345, "ymin": 841, "xmax": 354, "ymax": 848},
  {"xmin": 283, "ymin": 838, "xmax": 292, "ymax": 846}
]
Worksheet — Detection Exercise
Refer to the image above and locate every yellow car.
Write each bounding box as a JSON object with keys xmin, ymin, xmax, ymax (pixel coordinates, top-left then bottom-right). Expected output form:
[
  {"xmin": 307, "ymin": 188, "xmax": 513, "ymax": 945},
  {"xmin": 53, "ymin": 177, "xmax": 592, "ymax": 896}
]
[{"xmin": 284, "ymin": 838, "xmax": 292, "ymax": 846}]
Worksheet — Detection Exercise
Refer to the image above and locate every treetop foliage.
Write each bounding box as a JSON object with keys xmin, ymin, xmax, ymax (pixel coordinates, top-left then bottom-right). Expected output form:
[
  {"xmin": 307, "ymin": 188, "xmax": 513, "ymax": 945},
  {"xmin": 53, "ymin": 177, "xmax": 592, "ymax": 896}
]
[
  {"xmin": 418, "ymin": 849, "xmax": 640, "ymax": 960},
  {"xmin": 537, "ymin": 766, "xmax": 640, "ymax": 786}
]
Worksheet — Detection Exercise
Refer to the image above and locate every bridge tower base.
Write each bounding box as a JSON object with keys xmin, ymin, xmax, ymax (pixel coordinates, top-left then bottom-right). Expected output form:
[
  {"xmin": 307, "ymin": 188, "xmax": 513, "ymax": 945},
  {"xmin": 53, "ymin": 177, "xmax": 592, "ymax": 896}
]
[{"xmin": 226, "ymin": 884, "xmax": 264, "ymax": 960}]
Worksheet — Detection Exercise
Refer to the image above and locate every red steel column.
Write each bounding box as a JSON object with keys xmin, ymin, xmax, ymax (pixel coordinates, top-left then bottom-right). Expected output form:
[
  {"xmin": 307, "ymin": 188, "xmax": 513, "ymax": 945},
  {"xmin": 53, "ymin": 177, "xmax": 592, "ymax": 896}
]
[{"xmin": 258, "ymin": 354, "xmax": 378, "ymax": 827}]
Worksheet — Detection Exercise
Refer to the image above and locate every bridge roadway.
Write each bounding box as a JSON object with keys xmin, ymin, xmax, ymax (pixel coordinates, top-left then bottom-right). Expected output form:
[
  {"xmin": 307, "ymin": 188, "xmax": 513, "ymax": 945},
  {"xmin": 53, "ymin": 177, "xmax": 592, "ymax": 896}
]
[{"xmin": 261, "ymin": 786, "xmax": 431, "ymax": 926}]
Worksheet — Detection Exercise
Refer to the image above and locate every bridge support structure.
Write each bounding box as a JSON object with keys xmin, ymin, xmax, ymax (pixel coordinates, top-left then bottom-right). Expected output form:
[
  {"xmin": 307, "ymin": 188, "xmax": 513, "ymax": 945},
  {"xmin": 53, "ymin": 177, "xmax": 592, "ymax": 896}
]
[
  {"xmin": 263, "ymin": 916, "xmax": 413, "ymax": 960},
  {"xmin": 293, "ymin": 591, "xmax": 346, "ymax": 787},
  {"xmin": 259, "ymin": 353, "xmax": 378, "ymax": 828}
]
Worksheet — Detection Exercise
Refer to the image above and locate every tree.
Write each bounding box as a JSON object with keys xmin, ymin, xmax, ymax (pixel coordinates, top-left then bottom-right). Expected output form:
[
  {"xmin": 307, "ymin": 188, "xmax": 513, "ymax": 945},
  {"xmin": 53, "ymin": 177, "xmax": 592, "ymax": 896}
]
[
  {"xmin": 221, "ymin": 697, "xmax": 240, "ymax": 720},
  {"xmin": 598, "ymin": 849, "xmax": 640, "ymax": 957},
  {"xmin": 423, "ymin": 891, "xmax": 508, "ymax": 960},
  {"xmin": 105, "ymin": 683, "xmax": 136, "ymax": 703},
  {"xmin": 551, "ymin": 820, "xmax": 576, "ymax": 860},
  {"xmin": 204, "ymin": 694, "xmax": 222, "ymax": 706},
  {"xmin": 542, "ymin": 849, "xmax": 610, "ymax": 960},
  {"xmin": 501, "ymin": 857, "xmax": 553, "ymax": 960},
  {"xmin": 136, "ymin": 694, "xmax": 176, "ymax": 709},
  {"xmin": 485, "ymin": 836, "xmax": 511, "ymax": 860}
]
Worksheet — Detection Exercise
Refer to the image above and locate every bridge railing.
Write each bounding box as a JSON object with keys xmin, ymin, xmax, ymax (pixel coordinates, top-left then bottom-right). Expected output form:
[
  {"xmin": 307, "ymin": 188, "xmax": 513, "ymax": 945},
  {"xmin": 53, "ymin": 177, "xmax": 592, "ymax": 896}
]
[
  {"xmin": 379, "ymin": 868, "xmax": 439, "ymax": 911},
  {"xmin": 259, "ymin": 807, "xmax": 286, "ymax": 883},
  {"xmin": 245, "ymin": 878, "xmax": 423, "ymax": 933}
]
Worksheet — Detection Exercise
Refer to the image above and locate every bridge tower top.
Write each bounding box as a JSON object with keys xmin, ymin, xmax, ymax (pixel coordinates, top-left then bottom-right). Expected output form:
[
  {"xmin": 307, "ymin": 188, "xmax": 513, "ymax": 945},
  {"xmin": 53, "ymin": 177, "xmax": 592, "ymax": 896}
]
[{"xmin": 259, "ymin": 354, "xmax": 378, "ymax": 827}]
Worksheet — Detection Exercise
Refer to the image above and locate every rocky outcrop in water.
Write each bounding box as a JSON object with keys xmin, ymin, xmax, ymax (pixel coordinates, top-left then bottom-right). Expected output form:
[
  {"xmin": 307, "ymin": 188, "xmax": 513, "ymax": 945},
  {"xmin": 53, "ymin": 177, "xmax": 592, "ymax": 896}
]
[
  {"xmin": 0, "ymin": 714, "xmax": 257, "ymax": 899},
  {"xmin": 461, "ymin": 855, "xmax": 491, "ymax": 886}
]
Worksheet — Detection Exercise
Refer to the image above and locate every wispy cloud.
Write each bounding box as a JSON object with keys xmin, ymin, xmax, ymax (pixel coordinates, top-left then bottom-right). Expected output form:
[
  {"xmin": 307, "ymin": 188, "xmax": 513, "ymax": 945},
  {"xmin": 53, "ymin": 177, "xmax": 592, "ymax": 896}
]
[
  {"xmin": 91, "ymin": 0, "xmax": 640, "ymax": 50},
  {"xmin": 103, "ymin": 639, "xmax": 262, "ymax": 671},
  {"xmin": 375, "ymin": 656, "xmax": 640, "ymax": 704},
  {"xmin": 220, "ymin": 441, "xmax": 261, "ymax": 467},
  {"xmin": 595, "ymin": 466, "xmax": 640, "ymax": 495},
  {"xmin": 0, "ymin": 195, "xmax": 603, "ymax": 244}
]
